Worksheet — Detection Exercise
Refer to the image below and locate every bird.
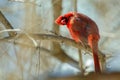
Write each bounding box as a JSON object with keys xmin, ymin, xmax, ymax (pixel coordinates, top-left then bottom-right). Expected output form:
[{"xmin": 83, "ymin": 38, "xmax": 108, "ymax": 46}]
[{"xmin": 55, "ymin": 12, "xmax": 101, "ymax": 72}]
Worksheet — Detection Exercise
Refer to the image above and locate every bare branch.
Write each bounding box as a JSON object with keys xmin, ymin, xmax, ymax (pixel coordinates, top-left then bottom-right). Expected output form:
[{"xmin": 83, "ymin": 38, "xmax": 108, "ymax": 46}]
[
  {"xmin": 0, "ymin": 28, "xmax": 105, "ymax": 72},
  {"xmin": 48, "ymin": 72, "xmax": 120, "ymax": 80},
  {"xmin": 0, "ymin": 11, "xmax": 17, "ymax": 37},
  {"xmin": 0, "ymin": 33, "xmax": 106, "ymax": 69},
  {"xmin": 78, "ymin": 49, "xmax": 85, "ymax": 74},
  {"xmin": 0, "ymin": 29, "xmax": 37, "ymax": 47}
]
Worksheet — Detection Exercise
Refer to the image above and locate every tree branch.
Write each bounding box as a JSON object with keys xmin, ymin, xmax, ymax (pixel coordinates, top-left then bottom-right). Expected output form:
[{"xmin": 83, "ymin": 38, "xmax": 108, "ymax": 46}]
[
  {"xmin": 48, "ymin": 72, "xmax": 120, "ymax": 80},
  {"xmin": 32, "ymin": 34, "xmax": 106, "ymax": 71},
  {"xmin": 0, "ymin": 11, "xmax": 17, "ymax": 37},
  {"xmin": 0, "ymin": 33, "xmax": 106, "ymax": 71}
]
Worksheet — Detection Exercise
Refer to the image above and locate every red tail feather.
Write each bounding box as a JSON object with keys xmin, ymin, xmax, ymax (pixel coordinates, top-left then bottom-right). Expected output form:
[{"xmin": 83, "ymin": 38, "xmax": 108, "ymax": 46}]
[
  {"xmin": 93, "ymin": 50, "xmax": 101, "ymax": 72},
  {"xmin": 88, "ymin": 34, "xmax": 101, "ymax": 72}
]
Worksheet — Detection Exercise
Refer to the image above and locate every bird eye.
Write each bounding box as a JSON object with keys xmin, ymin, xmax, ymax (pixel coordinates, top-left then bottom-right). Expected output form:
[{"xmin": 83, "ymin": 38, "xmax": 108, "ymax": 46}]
[
  {"xmin": 61, "ymin": 17, "xmax": 68, "ymax": 25},
  {"xmin": 62, "ymin": 17, "xmax": 67, "ymax": 20}
]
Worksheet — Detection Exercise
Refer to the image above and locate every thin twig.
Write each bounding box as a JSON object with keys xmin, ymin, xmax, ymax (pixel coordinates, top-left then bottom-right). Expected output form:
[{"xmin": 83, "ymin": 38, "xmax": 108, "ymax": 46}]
[
  {"xmin": 13, "ymin": 40, "xmax": 24, "ymax": 80},
  {"xmin": 78, "ymin": 49, "xmax": 85, "ymax": 74},
  {"xmin": 0, "ymin": 29, "xmax": 38, "ymax": 47},
  {"xmin": 36, "ymin": 40, "xmax": 41, "ymax": 76}
]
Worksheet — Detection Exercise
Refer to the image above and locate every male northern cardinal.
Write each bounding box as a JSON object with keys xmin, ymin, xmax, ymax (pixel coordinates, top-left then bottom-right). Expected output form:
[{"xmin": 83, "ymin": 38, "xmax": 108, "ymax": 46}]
[{"xmin": 55, "ymin": 12, "xmax": 101, "ymax": 72}]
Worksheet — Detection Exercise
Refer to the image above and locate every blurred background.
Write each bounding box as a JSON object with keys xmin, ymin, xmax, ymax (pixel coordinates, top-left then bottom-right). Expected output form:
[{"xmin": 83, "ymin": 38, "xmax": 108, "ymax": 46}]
[{"xmin": 0, "ymin": 0, "xmax": 120, "ymax": 80}]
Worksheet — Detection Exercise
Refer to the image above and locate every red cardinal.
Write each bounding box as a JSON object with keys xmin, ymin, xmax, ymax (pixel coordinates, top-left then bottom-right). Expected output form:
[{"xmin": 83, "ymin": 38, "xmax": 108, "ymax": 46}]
[{"xmin": 55, "ymin": 12, "xmax": 101, "ymax": 72}]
